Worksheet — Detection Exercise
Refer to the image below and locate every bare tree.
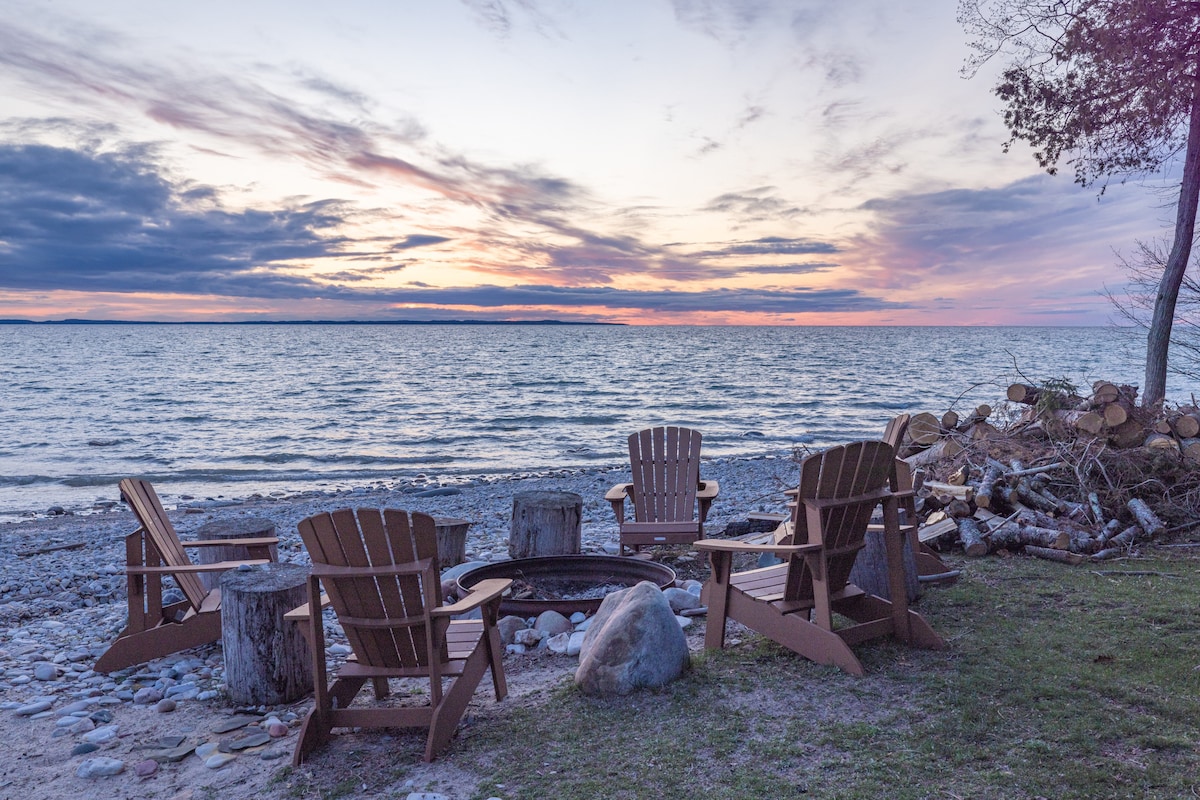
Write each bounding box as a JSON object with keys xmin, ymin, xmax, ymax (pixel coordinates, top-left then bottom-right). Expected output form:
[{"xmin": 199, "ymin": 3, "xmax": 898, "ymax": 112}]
[{"xmin": 960, "ymin": 0, "xmax": 1200, "ymax": 407}]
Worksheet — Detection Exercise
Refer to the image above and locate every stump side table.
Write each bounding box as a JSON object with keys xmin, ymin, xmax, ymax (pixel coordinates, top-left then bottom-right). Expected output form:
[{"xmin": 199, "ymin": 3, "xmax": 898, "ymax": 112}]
[
  {"xmin": 510, "ymin": 490, "xmax": 583, "ymax": 559},
  {"xmin": 195, "ymin": 516, "xmax": 279, "ymax": 592},
  {"xmin": 220, "ymin": 562, "xmax": 312, "ymax": 706},
  {"xmin": 433, "ymin": 517, "xmax": 471, "ymax": 567}
]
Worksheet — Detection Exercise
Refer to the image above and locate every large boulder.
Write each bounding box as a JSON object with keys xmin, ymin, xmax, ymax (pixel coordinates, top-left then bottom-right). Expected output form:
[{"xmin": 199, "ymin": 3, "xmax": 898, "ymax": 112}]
[{"xmin": 574, "ymin": 581, "xmax": 689, "ymax": 695}]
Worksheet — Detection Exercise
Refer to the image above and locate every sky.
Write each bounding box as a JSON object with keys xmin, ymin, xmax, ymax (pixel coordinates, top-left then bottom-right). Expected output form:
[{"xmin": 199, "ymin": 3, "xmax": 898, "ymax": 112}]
[{"xmin": 0, "ymin": 0, "xmax": 1182, "ymax": 324}]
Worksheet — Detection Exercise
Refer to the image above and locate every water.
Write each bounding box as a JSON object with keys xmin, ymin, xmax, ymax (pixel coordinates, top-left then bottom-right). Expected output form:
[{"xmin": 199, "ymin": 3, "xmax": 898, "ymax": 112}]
[{"xmin": 0, "ymin": 324, "xmax": 1168, "ymax": 516}]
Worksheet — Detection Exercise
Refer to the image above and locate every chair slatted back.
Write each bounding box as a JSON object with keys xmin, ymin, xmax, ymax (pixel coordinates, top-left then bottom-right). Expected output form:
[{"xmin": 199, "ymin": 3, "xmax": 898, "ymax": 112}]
[
  {"xmin": 298, "ymin": 508, "xmax": 443, "ymax": 670},
  {"xmin": 628, "ymin": 426, "xmax": 702, "ymax": 524},
  {"xmin": 119, "ymin": 477, "xmax": 208, "ymax": 610},
  {"xmin": 881, "ymin": 414, "xmax": 911, "ymax": 451},
  {"xmin": 784, "ymin": 441, "xmax": 896, "ymax": 601}
]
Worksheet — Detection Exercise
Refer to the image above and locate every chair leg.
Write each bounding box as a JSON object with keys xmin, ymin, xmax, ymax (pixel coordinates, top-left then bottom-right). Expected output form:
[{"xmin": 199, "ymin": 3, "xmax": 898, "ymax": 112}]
[
  {"xmin": 292, "ymin": 708, "xmax": 331, "ymax": 766},
  {"xmin": 701, "ymin": 550, "xmax": 732, "ymax": 650},
  {"xmin": 94, "ymin": 613, "xmax": 223, "ymax": 673},
  {"xmin": 423, "ymin": 646, "xmax": 491, "ymax": 762}
]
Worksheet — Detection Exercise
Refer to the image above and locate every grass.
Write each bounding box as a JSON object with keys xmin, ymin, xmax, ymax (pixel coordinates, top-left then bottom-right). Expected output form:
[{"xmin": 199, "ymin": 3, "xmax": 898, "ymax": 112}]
[
  {"xmin": 283, "ymin": 550, "xmax": 1200, "ymax": 799},
  {"xmin": 457, "ymin": 551, "xmax": 1200, "ymax": 800}
]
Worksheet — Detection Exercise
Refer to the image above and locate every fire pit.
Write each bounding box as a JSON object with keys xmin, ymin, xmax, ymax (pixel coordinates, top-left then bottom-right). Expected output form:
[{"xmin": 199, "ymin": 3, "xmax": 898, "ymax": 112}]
[{"xmin": 456, "ymin": 555, "xmax": 676, "ymax": 616}]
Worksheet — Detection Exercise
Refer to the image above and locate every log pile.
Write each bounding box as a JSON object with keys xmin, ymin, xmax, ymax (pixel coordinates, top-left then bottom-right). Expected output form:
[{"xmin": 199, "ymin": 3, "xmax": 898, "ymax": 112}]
[{"xmin": 895, "ymin": 379, "xmax": 1200, "ymax": 566}]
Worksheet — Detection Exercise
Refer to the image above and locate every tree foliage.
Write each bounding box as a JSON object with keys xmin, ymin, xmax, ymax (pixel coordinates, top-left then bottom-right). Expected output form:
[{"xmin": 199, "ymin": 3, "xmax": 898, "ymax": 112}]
[
  {"xmin": 960, "ymin": 0, "xmax": 1200, "ymax": 406},
  {"xmin": 961, "ymin": 0, "xmax": 1200, "ymax": 187}
]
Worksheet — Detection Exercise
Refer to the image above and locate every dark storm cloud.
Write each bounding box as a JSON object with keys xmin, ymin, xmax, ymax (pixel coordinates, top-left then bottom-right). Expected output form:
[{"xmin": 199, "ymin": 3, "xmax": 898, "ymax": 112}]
[{"xmin": 0, "ymin": 144, "xmax": 350, "ymax": 292}]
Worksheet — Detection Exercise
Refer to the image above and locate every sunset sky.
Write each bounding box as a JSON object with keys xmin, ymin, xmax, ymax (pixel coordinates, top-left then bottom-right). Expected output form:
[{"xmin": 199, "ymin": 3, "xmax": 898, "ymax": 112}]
[{"xmin": 0, "ymin": 0, "xmax": 1180, "ymax": 324}]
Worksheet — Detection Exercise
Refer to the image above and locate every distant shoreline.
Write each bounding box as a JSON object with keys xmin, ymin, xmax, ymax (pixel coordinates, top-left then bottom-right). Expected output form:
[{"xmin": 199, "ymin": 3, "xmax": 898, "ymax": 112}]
[{"xmin": 0, "ymin": 318, "xmax": 625, "ymax": 326}]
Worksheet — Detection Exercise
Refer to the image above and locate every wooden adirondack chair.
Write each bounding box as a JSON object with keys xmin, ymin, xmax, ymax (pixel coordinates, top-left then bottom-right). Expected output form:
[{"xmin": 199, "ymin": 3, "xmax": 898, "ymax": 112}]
[
  {"xmin": 605, "ymin": 426, "xmax": 719, "ymax": 554},
  {"xmin": 94, "ymin": 478, "xmax": 277, "ymax": 673},
  {"xmin": 876, "ymin": 413, "xmax": 956, "ymax": 579},
  {"xmin": 292, "ymin": 508, "xmax": 511, "ymax": 764},
  {"xmin": 696, "ymin": 441, "xmax": 945, "ymax": 676}
]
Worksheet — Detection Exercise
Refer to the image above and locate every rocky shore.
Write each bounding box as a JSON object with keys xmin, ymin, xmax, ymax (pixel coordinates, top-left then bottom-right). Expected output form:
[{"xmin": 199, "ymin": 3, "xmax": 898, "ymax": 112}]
[{"xmin": 0, "ymin": 455, "xmax": 798, "ymax": 800}]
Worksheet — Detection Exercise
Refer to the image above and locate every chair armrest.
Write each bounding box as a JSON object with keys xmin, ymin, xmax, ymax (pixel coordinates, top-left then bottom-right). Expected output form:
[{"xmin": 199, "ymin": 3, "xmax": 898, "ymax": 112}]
[
  {"xmin": 605, "ymin": 483, "xmax": 632, "ymax": 522},
  {"xmin": 697, "ymin": 480, "xmax": 719, "ymax": 523},
  {"xmin": 693, "ymin": 539, "xmax": 821, "ymax": 555},
  {"xmin": 604, "ymin": 483, "xmax": 633, "ymax": 502},
  {"xmin": 126, "ymin": 558, "xmax": 272, "ymax": 575},
  {"xmin": 180, "ymin": 537, "xmax": 279, "ymax": 549},
  {"xmin": 432, "ymin": 578, "xmax": 513, "ymax": 617},
  {"xmin": 283, "ymin": 593, "xmax": 330, "ymax": 625}
]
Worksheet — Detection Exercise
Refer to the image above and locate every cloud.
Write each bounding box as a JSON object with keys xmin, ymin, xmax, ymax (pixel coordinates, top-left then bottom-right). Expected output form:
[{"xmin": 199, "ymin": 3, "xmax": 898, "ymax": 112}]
[
  {"xmin": 0, "ymin": 143, "xmax": 353, "ymax": 293},
  {"xmin": 843, "ymin": 173, "xmax": 1161, "ymax": 312},
  {"xmin": 352, "ymin": 283, "xmax": 905, "ymax": 315},
  {"xmin": 694, "ymin": 236, "xmax": 840, "ymax": 257},
  {"xmin": 392, "ymin": 234, "xmax": 451, "ymax": 250},
  {"xmin": 703, "ymin": 187, "xmax": 809, "ymax": 222}
]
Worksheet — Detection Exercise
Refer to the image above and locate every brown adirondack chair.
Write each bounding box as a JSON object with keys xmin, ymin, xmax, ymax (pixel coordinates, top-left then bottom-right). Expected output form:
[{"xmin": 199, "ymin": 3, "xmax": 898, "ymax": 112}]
[
  {"xmin": 695, "ymin": 440, "xmax": 945, "ymax": 676},
  {"xmin": 94, "ymin": 478, "xmax": 277, "ymax": 673},
  {"xmin": 605, "ymin": 426, "xmax": 719, "ymax": 554},
  {"xmin": 876, "ymin": 413, "xmax": 955, "ymax": 579},
  {"xmin": 292, "ymin": 508, "xmax": 511, "ymax": 764}
]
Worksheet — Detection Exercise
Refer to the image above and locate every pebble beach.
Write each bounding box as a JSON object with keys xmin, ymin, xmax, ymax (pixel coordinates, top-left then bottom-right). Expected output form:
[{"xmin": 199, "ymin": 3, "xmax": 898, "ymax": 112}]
[{"xmin": 0, "ymin": 455, "xmax": 797, "ymax": 800}]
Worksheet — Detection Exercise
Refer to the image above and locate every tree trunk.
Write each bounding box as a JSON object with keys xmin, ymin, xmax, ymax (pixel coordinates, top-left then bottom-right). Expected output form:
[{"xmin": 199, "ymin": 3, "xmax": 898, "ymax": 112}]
[
  {"xmin": 848, "ymin": 528, "xmax": 921, "ymax": 603},
  {"xmin": 509, "ymin": 491, "xmax": 583, "ymax": 558},
  {"xmin": 220, "ymin": 563, "xmax": 313, "ymax": 706},
  {"xmin": 1145, "ymin": 67, "xmax": 1200, "ymax": 408},
  {"xmin": 193, "ymin": 517, "xmax": 279, "ymax": 592}
]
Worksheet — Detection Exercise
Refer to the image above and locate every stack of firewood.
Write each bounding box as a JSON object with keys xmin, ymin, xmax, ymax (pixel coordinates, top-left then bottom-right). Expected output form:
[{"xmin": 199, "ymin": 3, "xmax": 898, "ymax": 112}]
[
  {"xmin": 900, "ymin": 404, "xmax": 997, "ymax": 469},
  {"xmin": 912, "ymin": 457, "xmax": 1167, "ymax": 564},
  {"xmin": 893, "ymin": 379, "xmax": 1195, "ymax": 565}
]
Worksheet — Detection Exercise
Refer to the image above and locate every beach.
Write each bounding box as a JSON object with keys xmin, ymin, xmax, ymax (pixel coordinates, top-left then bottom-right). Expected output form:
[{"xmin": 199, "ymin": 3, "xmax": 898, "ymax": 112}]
[{"xmin": 0, "ymin": 454, "xmax": 798, "ymax": 800}]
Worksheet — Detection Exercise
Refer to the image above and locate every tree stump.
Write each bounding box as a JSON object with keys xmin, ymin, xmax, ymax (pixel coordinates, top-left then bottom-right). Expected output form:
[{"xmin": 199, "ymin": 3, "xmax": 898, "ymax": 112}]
[
  {"xmin": 194, "ymin": 517, "xmax": 278, "ymax": 591},
  {"xmin": 219, "ymin": 563, "xmax": 312, "ymax": 706},
  {"xmin": 434, "ymin": 517, "xmax": 471, "ymax": 567},
  {"xmin": 849, "ymin": 529, "xmax": 921, "ymax": 604},
  {"xmin": 510, "ymin": 491, "xmax": 582, "ymax": 559}
]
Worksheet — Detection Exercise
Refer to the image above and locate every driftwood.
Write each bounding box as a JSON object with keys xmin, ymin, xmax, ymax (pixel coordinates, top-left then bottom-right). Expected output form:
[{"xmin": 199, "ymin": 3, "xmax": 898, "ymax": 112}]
[
  {"xmin": 1025, "ymin": 545, "xmax": 1085, "ymax": 565},
  {"xmin": 957, "ymin": 518, "xmax": 988, "ymax": 557},
  {"xmin": 1126, "ymin": 499, "xmax": 1165, "ymax": 539}
]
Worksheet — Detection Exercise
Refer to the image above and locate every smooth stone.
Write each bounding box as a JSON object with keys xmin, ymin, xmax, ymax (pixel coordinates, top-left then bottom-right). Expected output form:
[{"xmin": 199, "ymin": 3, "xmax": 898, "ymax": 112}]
[
  {"xmin": 268, "ymin": 723, "xmax": 289, "ymax": 738},
  {"xmin": 69, "ymin": 717, "xmax": 97, "ymax": 734},
  {"xmin": 34, "ymin": 663, "xmax": 59, "ymax": 680},
  {"xmin": 156, "ymin": 698, "xmax": 177, "ymax": 713},
  {"xmin": 505, "ymin": 643, "xmax": 526, "ymax": 655},
  {"xmin": 663, "ymin": 586, "xmax": 703, "ymax": 612},
  {"xmin": 228, "ymin": 732, "xmax": 271, "ymax": 750},
  {"xmin": 545, "ymin": 632, "xmax": 570, "ymax": 654},
  {"xmin": 676, "ymin": 615, "xmax": 693, "ymax": 629},
  {"xmin": 205, "ymin": 752, "xmax": 237, "ymax": 769},
  {"xmin": 681, "ymin": 579, "xmax": 703, "ymax": 596},
  {"xmin": 496, "ymin": 616, "xmax": 526, "ymax": 646},
  {"xmin": 575, "ymin": 581, "xmax": 690, "ymax": 696},
  {"xmin": 14, "ymin": 700, "xmax": 52, "ymax": 716},
  {"xmin": 83, "ymin": 725, "xmax": 119, "ymax": 744},
  {"xmin": 567, "ymin": 630, "xmax": 586, "ymax": 657},
  {"xmin": 569, "ymin": 611, "xmax": 588, "ymax": 625},
  {"xmin": 133, "ymin": 688, "xmax": 163, "ymax": 705},
  {"xmin": 148, "ymin": 743, "xmax": 197, "ymax": 764},
  {"xmin": 212, "ymin": 716, "xmax": 257, "ymax": 734},
  {"xmin": 89, "ymin": 709, "xmax": 114, "ymax": 724},
  {"xmin": 76, "ymin": 757, "xmax": 124, "ymax": 778},
  {"xmin": 513, "ymin": 628, "xmax": 544, "ymax": 647},
  {"xmin": 533, "ymin": 610, "xmax": 573, "ymax": 636},
  {"xmin": 155, "ymin": 735, "xmax": 188, "ymax": 748},
  {"xmin": 134, "ymin": 759, "xmax": 158, "ymax": 777},
  {"xmin": 260, "ymin": 748, "xmax": 288, "ymax": 760},
  {"xmin": 71, "ymin": 743, "xmax": 100, "ymax": 756},
  {"xmin": 195, "ymin": 742, "xmax": 221, "ymax": 758}
]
